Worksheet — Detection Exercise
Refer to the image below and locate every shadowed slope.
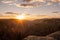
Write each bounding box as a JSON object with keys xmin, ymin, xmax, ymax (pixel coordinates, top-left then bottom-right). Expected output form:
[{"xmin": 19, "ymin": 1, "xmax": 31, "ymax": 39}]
[
  {"xmin": 47, "ymin": 31, "xmax": 60, "ymax": 40},
  {"xmin": 0, "ymin": 18, "xmax": 60, "ymax": 40}
]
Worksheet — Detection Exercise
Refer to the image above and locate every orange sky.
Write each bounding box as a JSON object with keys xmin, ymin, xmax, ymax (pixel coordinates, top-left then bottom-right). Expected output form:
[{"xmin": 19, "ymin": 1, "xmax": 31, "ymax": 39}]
[{"xmin": 0, "ymin": 14, "xmax": 60, "ymax": 20}]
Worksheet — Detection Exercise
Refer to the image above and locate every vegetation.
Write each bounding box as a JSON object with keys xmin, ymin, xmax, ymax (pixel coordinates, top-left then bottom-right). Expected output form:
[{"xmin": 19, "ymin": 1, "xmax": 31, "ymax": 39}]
[{"xmin": 0, "ymin": 18, "xmax": 60, "ymax": 40}]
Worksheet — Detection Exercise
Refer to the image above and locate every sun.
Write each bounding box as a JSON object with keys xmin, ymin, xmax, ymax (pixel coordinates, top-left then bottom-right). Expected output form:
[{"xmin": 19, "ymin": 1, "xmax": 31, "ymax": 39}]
[{"xmin": 16, "ymin": 15, "xmax": 25, "ymax": 20}]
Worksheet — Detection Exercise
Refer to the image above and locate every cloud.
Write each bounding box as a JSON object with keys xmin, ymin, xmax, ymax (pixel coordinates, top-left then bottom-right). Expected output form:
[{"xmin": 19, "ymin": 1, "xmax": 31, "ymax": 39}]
[
  {"xmin": 52, "ymin": 11, "xmax": 59, "ymax": 13},
  {"xmin": 51, "ymin": 0, "xmax": 60, "ymax": 2},
  {"xmin": 51, "ymin": 0, "xmax": 58, "ymax": 2},
  {"xmin": 5, "ymin": 12, "xmax": 20, "ymax": 15},
  {"xmin": 14, "ymin": 1, "xmax": 41, "ymax": 8},
  {"xmin": 26, "ymin": 14, "xmax": 31, "ymax": 15},
  {"xmin": 30, "ymin": 0, "xmax": 45, "ymax": 3},
  {"xmin": 1, "ymin": 0, "xmax": 44, "ymax": 8},
  {"xmin": 59, "ymin": 3, "xmax": 60, "ymax": 4},
  {"xmin": 1, "ymin": 0, "xmax": 17, "ymax": 3},
  {"xmin": 22, "ymin": 0, "xmax": 32, "ymax": 2},
  {"xmin": 1, "ymin": 1, "xmax": 13, "ymax": 3},
  {"xmin": 18, "ymin": 0, "xmax": 45, "ymax": 3},
  {"xmin": 1, "ymin": 0, "xmax": 60, "ymax": 8},
  {"xmin": 16, "ymin": 0, "xmax": 44, "ymax": 8},
  {"xmin": 46, "ymin": 2, "xmax": 53, "ymax": 6},
  {"xmin": 5, "ymin": 12, "xmax": 16, "ymax": 14}
]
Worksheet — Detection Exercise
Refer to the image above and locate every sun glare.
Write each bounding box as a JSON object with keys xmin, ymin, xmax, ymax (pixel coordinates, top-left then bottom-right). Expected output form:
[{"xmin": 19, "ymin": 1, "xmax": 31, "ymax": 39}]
[{"xmin": 16, "ymin": 15, "xmax": 25, "ymax": 20}]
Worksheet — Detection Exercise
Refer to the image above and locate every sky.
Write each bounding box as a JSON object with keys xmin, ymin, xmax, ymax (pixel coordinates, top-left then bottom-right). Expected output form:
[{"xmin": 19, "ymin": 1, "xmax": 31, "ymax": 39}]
[{"xmin": 0, "ymin": 0, "xmax": 60, "ymax": 20}]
